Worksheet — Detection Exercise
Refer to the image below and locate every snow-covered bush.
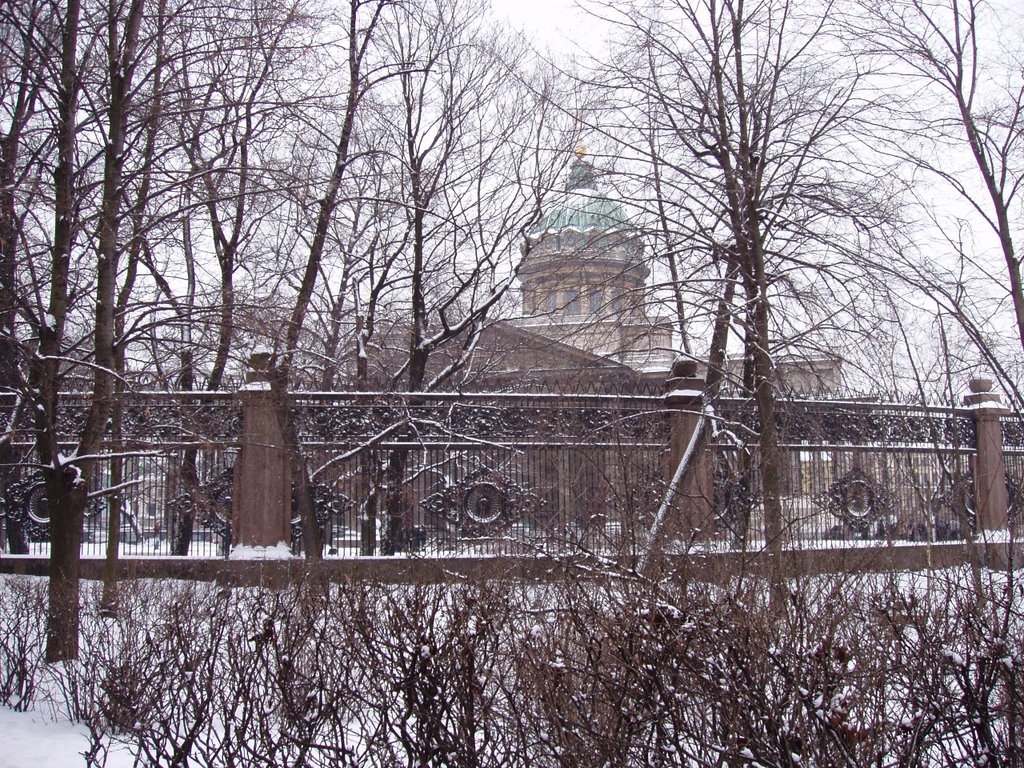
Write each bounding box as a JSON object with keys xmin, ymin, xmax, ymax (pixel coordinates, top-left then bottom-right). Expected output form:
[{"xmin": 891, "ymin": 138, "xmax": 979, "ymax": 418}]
[{"xmin": 0, "ymin": 565, "xmax": 1021, "ymax": 766}]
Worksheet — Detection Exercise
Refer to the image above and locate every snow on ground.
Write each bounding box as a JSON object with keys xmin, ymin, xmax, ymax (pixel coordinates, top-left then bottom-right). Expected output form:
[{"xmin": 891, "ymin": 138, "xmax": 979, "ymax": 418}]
[
  {"xmin": 228, "ymin": 541, "xmax": 294, "ymax": 560},
  {"xmin": 0, "ymin": 707, "xmax": 133, "ymax": 768}
]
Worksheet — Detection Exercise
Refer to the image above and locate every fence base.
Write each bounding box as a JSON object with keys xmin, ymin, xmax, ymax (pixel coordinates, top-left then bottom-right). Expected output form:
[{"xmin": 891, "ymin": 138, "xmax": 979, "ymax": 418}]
[{"xmin": 2, "ymin": 542, "xmax": 1020, "ymax": 584}]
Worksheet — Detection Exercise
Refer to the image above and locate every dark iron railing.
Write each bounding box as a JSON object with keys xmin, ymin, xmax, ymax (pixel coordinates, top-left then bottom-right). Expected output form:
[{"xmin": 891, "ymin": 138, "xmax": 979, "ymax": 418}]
[
  {"xmin": 2, "ymin": 392, "xmax": 1019, "ymax": 557},
  {"xmin": 1, "ymin": 392, "xmax": 669, "ymax": 558},
  {"xmin": 711, "ymin": 399, "xmax": 983, "ymax": 547}
]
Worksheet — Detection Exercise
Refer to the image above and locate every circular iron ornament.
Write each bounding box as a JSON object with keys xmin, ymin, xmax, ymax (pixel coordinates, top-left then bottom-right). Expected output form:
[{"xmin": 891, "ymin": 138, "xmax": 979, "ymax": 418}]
[
  {"xmin": 417, "ymin": 464, "xmax": 542, "ymax": 537},
  {"xmin": 17, "ymin": 478, "xmax": 105, "ymax": 525},
  {"xmin": 462, "ymin": 482, "xmax": 506, "ymax": 527},
  {"xmin": 290, "ymin": 483, "xmax": 351, "ymax": 548},
  {"xmin": 1008, "ymin": 475, "xmax": 1021, "ymax": 525},
  {"xmin": 934, "ymin": 471, "xmax": 1020, "ymax": 532},
  {"xmin": 205, "ymin": 468, "xmax": 234, "ymax": 526},
  {"xmin": 2, "ymin": 475, "xmax": 105, "ymax": 552},
  {"xmin": 840, "ymin": 478, "xmax": 872, "ymax": 521},
  {"xmin": 26, "ymin": 483, "xmax": 49, "ymax": 524},
  {"xmin": 820, "ymin": 469, "xmax": 893, "ymax": 531}
]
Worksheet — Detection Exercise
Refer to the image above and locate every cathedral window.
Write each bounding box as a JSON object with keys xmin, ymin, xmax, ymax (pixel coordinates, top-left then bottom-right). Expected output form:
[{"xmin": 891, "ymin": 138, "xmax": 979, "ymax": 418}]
[
  {"xmin": 609, "ymin": 288, "xmax": 622, "ymax": 314},
  {"xmin": 566, "ymin": 290, "xmax": 581, "ymax": 316}
]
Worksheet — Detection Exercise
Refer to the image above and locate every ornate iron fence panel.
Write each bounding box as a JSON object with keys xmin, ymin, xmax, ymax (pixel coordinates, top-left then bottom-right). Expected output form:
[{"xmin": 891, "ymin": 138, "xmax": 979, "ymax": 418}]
[
  {"xmin": 1003, "ymin": 417, "xmax": 1024, "ymax": 449},
  {"xmin": 715, "ymin": 398, "xmax": 977, "ymax": 447},
  {"xmin": 1002, "ymin": 450, "xmax": 1024, "ymax": 524},
  {"xmin": 294, "ymin": 393, "xmax": 670, "ymax": 556},
  {"xmin": 711, "ymin": 399, "xmax": 979, "ymax": 547},
  {"xmin": 1, "ymin": 391, "xmax": 669, "ymax": 558}
]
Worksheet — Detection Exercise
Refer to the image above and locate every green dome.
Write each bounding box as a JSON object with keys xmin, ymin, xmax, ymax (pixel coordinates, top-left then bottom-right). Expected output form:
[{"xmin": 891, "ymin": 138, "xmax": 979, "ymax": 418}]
[{"xmin": 530, "ymin": 159, "xmax": 632, "ymax": 236}]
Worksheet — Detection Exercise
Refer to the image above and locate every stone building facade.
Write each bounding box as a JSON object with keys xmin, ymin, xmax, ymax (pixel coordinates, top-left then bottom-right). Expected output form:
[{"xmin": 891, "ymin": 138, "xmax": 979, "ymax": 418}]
[{"xmin": 508, "ymin": 154, "xmax": 675, "ymax": 381}]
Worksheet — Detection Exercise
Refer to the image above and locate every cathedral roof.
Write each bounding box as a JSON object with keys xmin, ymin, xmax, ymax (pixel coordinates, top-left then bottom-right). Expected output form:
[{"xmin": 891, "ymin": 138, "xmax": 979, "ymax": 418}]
[{"xmin": 530, "ymin": 157, "xmax": 632, "ymax": 237}]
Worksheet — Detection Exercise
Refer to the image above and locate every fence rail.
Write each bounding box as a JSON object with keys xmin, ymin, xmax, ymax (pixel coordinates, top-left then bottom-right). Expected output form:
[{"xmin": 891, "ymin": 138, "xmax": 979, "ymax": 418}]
[
  {"xmin": 1, "ymin": 392, "xmax": 670, "ymax": 558},
  {"xmin": 2, "ymin": 390, "xmax": 1021, "ymax": 558}
]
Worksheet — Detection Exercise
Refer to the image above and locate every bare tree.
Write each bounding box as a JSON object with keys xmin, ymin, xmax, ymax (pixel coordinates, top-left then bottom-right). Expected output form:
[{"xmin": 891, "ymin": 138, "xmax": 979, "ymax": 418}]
[
  {"xmin": 139, "ymin": 0, "xmax": 329, "ymax": 555},
  {"xmin": 266, "ymin": 0, "xmax": 397, "ymax": 559},
  {"xmin": 247, "ymin": 0, "xmax": 571, "ymax": 556},
  {"xmin": 0, "ymin": 0, "xmax": 55, "ymax": 551},
  {"xmin": 4, "ymin": 0, "xmax": 320, "ymax": 651},
  {"xmin": 852, "ymin": 0, "xmax": 1024, "ymax": 408},
  {"xmin": 346, "ymin": 0, "xmax": 567, "ymax": 553},
  {"xmin": 588, "ymin": 0, "xmax": 899, "ymax": 573}
]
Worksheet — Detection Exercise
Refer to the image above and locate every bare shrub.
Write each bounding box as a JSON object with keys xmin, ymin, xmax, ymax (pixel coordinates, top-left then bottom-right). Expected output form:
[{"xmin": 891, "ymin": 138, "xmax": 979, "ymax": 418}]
[
  {"xmin": 0, "ymin": 576, "xmax": 46, "ymax": 710},
  {"xmin": 2, "ymin": 562, "xmax": 1021, "ymax": 766},
  {"xmin": 89, "ymin": 580, "xmax": 229, "ymax": 767},
  {"xmin": 212, "ymin": 579, "xmax": 366, "ymax": 767},
  {"xmin": 337, "ymin": 580, "xmax": 525, "ymax": 767},
  {"xmin": 511, "ymin": 567, "xmax": 1021, "ymax": 766},
  {"xmin": 871, "ymin": 569, "xmax": 1024, "ymax": 766}
]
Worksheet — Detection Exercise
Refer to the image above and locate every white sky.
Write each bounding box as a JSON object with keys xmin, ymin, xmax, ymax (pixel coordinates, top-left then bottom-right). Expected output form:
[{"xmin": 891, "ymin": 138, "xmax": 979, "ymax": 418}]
[{"xmin": 490, "ymin": 0, "xmax": 608, "ymax": 57}]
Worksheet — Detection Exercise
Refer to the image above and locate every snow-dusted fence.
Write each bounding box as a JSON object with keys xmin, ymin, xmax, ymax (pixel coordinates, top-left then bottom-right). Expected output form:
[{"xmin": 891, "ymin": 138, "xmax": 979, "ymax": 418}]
[
  {"xmin": 0, "ymin": 391, "xmax": 240, "ymax": 557},
  {"xmin": 711, "ymin": 379, "xmax": 1022, "ymax": 548},
  {"xmin": 281, "ymin": 391, "xmax": 670, "ymax": 556},
  {"xmin": 1, "ymin": 376, "xmax": 1020, "ymax": 558},
  {"xmin": 0, "ymin": 390, "xmax": 669, "ymax": 558}
]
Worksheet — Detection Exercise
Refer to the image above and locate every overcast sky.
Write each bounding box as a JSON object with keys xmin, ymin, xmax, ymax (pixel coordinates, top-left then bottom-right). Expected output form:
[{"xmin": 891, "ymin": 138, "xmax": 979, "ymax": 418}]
[{"xmin": 491, "ymin": 0, "xmax": 608, "ymax": 56}]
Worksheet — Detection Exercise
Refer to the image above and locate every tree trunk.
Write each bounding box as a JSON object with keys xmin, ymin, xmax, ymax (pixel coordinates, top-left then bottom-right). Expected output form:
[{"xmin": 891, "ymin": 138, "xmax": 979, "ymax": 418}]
[
  {"xmin": 381, "ymin": 448, "xmax": 410, "ymax": 556},
  {"xmin": 272, "ymin": 0, "xmax": 377, "ymax": 558},
  {"xmin": 93, "ymin": 0, "xmax": 146, "ymax": 618},
  {"xmin": 705, "ymin": 257, "xmax": 737, "ymax": 399},
  {"xmin": 45, "ymin": 468, "xmax": 87, "ymax": 662},
  {"xmin": 359, "ymin": 452, "xmax": 379, "ymax": 555},
  {"xmin": 38, "ymin": 0, "xmax": 82, "ymax": 663},
  {"xmin": 100, "ymin": 394, "xmax": 124, "ymax": 615},
  {"xmin": 744, "ymin": 247, "xmax": 785, "ymax": 602}
]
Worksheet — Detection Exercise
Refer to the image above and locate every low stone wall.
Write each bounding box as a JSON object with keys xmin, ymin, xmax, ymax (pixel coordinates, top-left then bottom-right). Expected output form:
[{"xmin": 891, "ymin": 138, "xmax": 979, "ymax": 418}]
[{"xmin": 2, "ymin": 542, "xmax": 1017, "ymax": 585}]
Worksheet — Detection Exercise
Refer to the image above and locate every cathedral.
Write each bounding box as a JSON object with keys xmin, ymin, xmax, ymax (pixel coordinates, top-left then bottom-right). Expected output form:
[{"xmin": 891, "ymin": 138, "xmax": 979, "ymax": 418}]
[
  {"xmin": 358, "ymin": 151, "xmax": 840, "ymax": 394},
  {"xmin": 461, "ymin": 152, "xmax": 675, "ymax": 392},
  {"xmin": 514, "ymin": 153, "xmax": 674, "ymax": 375},
  {"xmin": 491, "ymin": 151, "xmax": 842, "ymax": 395}
]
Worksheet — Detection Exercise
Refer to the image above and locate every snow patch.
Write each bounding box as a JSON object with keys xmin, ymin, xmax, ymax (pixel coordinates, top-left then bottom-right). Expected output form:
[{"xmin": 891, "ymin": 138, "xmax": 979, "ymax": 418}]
[
  {"xmin": 963, "ymin": 400, "xmax": 1008, "ymax": 411},
  {"xmin": 228, "ymin": 542, "xmax": 293, "ymax": 560},
  {"xmin": 240, "ymin": 380, "xmax": 272, "ymax": 391},
  {"xmin": 665, "ymin": 388, "xmax": 704, "ymax": 399},
  {"xmin": 0, "ymin": 707, "xmax": 134, "ymax": 768}
]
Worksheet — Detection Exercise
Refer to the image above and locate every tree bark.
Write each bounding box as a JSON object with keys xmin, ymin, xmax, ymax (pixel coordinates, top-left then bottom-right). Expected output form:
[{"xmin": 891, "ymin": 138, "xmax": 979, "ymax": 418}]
[{"xmin": 37, "ymin": 0, "xmax": 82, "ymax": 663}]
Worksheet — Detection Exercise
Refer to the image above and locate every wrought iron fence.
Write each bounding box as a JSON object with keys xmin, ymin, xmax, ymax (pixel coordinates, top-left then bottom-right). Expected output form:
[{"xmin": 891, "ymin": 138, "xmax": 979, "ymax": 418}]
[
  {"xmin": 293, "ymin": 393, "xmax": 670, "ymax": 556},
  {"xmin": 0, "ymin": 392, "xmax": 670, "ymax": 558},
  {"xmin": 711, "ymin": 399, "xmax": 984, "ymax": 548},
  {"xmin": 1, "ymin": 391, "xmax": 241, "ymax": 558},
  {"xmin": 2, "ymin": 391, "xmax": 1020, "ymax": 558}
]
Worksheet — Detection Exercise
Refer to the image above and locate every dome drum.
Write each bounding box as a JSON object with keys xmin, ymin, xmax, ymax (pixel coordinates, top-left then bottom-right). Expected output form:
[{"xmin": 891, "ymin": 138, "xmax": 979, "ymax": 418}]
[{"xmin": 513, "ymin": 154, "xmax": 675, "ymax": 372}]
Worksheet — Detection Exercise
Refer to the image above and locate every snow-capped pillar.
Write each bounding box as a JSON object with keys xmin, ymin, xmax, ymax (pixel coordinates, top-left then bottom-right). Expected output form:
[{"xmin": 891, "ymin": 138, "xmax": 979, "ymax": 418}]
[
  {"xmin": 231, "ymin": 350, "xmax": 292, "ymax": 553},
  {"xmin": 661, "ymin": 358, "xmax": 714, "ymax": 544},
  {"xmin": 964, "ymin": 376, "xmax": 1009, "ymax": 533}
]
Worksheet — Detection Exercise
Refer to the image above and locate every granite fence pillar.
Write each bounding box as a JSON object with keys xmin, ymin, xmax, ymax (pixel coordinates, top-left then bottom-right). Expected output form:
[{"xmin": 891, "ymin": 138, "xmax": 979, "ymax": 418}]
[
  {"xmin": 231, "ymin": 350, "xmax": 292, "ymax": 551},
  {"xmin": 964, "ymin": 376, "xmax": 1010, "ymax": 532},
  {"xmin": 660, "ymin": 358, "xmax": 714, "ymax": 544}
]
